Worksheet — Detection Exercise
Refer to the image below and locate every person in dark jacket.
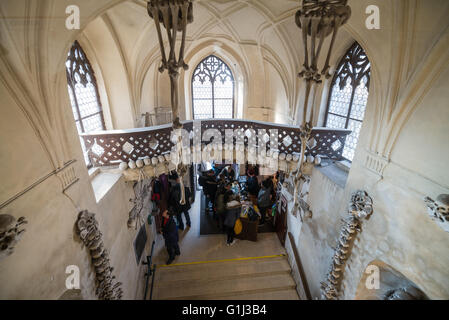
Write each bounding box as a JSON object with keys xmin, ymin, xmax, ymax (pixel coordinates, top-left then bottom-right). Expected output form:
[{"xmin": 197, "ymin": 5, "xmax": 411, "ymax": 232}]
[
  {"xmin": 203, "ymin": 170, "xmax": 218, "ymax": 214},
  {"xmin": 162, "ymin": 208, "xmax": 180, "ymax": 265},
  {"xmin": 224, "ymin": 197, "xmax": 241, "ymax": 246},
  {"xmin": 180, "ymin": 185, "xmax": 192, "ymax": 229},
  {"xmin": 247, "ymin": 169, "xmax": 260, "ymax": 197},
  {"xmin": 168, "ymin": 177, "xmax": 183, "ymax": 227},
  {"xmin": 215, "ymin": 182, "xmax": 233, "ymax": 231},
  {"xmin": 257, "ymin": 179, "xmax": 272, "ymax": 226},
  {"xmin": 169, "ymin": 176, "xmax": 192, "ymax": 230}
]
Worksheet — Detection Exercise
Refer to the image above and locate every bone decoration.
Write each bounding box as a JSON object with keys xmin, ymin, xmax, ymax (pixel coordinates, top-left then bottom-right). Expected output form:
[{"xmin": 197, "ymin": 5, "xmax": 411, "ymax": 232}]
[
  {"xmin": 147, "ymin": 0, "xmax": 193, "ymax": 129},
  {"xmin": 321, "ymin": 190, "xmax": 373, "ymax": 300},
  {"xmin": 0, "ymin": 214, "xmax": 28, "ymax": 261},
  {"xmin": 424, "ymin": 194, "xmax": 449, "ymax": 233},
  {"xmin": 75, "ymin": 210, "xmax": 123, "ymax": 300},
  {"xmin": 292, "ymin": 0, "xmax": 351, "ymax": 213}
]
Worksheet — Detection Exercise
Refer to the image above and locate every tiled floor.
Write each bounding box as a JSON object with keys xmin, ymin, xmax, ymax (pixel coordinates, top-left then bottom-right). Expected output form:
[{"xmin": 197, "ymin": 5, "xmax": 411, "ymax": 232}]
[{"xmin": 153, "ymin": 191, "xmax": 286, "ymax": 265}]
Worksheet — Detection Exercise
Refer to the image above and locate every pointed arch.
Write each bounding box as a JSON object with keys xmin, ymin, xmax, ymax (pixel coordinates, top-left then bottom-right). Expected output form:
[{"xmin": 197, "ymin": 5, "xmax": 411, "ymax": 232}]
[
  {"xmin": 324, "ymin": 42, "xmax": 371, "ymax": 161},
  {"xmin": 191, "ymin": 55, "xmax": 235, "ymax": 119}
]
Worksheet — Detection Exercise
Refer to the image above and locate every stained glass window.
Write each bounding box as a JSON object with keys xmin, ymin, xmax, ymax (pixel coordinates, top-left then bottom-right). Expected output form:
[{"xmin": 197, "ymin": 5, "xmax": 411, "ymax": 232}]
[
  {"xmin": 192, "ymin": 55, "xmax": 234, "ymax": 119},
  {"xmin": 324, "ymin": 42, "xmax": 371, "ymax": 161},
  {"xmin": 66, "ymin": 41, "xmax": 105, "ymax": 166}
]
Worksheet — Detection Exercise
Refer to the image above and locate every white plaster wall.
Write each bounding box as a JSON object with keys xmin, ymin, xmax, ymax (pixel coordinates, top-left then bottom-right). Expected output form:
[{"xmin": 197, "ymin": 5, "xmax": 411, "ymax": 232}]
[{"xmin": 286, "ymin": 168, "xmax": 347, "ymax": 299}]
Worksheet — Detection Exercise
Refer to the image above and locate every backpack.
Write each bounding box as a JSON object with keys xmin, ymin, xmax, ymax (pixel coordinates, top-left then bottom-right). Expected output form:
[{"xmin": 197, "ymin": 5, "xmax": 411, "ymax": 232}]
[
  {"xmin": 234, "ymin": 218, "xmax": 242, "ymax": 235},
  {"xmin": 153, "ymin": 179, "xmax": 162, "ymax": 194},
  {"xmin": 198, "ymin": 175, "xmax": 206, "ymax": 187},
  {"xmin": 247, "ymin": 176, "xmax": 260, "ymax": 195}
]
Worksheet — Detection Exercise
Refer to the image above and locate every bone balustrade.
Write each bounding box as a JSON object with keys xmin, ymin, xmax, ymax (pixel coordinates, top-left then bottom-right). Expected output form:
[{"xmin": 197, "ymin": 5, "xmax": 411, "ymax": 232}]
[{"xmin": 80, "ymin": 119, "xmax": 350, "ymax": 170}]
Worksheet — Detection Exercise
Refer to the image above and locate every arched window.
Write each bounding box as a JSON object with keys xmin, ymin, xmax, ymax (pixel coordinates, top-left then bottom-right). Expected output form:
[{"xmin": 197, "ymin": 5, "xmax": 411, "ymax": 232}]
[
  {"xmin": 66, "ymin": 40, "xmax": 105, "ymax": 166},
  {"xmin": 191, "ymin": 55, "xmax": 234, "ymax": 119},
  {"xmin": 324, "ymin": 42, "xmax": 371, "ymax": 161}
]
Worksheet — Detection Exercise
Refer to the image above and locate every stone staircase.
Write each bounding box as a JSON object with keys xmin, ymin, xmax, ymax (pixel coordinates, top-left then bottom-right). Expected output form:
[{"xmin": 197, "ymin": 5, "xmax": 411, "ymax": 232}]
[{"xmin": 151, "ymin": 255, "xmax": 300, "ymax": 300}]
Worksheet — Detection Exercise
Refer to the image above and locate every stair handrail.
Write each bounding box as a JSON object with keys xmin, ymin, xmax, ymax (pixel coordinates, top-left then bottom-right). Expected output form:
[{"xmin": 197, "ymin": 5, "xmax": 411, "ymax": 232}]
[
  {"xmin": 143, "ymin": 240, "xmax": 156, "ymax": 300},
  {"xmin": 287, "ymin": 232, "xmax": 312, "ymax": 300}
]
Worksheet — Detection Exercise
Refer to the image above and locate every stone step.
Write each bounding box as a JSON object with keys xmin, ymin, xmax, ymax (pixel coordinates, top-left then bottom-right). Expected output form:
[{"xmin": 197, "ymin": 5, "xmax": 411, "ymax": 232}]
[
  {"xmin": 214, "ymin": 288, "xmax": 300, "ymax": 300},
  {"xmin": 154, "ymin": 256, "xmax": 290, "ymax": 284},
  {"xmin": 154, "ymin": 273, "xmax": 297, "ymax": 300}
]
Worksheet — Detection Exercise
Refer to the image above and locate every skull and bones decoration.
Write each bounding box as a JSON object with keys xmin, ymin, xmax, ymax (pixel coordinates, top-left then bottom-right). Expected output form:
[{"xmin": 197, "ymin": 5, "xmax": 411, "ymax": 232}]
[
  {"xmin": 0, "ymin": 214, "xmax": 28, "ymax": 261},
  {"xmin": 321, "ymin": 190, "xmax": 373, "ymax": 300},
  {"xmin": 147, "ymin": 0, "xmax": 194, "ymax": 129},
  {"xmin": 424, "ymin": 194, "xmax": 449, "ymax": 233},
  {"xmin": 76, "ymin": 210, "xmax": 123, "ymax": 300},
  {"xmin": 292, "ymin": 1, "xmax": 351, "ymax": 212}
]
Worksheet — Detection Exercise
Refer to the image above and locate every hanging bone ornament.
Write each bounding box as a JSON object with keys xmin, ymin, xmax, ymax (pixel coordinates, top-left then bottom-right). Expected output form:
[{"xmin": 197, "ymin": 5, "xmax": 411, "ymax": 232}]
[
  {"xmin": 75, "ymin": 210, "xmax": 122, "ymax": 300},
  {"xmin": 147, "ymin": 0, "xmax": 194, "ymax": 129},
  {"xmin": 321, "ymin": 190, "xmax": 373, "ymax": 300},
  {"xmin": 0, "ymin": 214, "xmax": 28, "ymax": 261},
  {"xmin": 292, "ymin": 0, "xmax": 351, "ymax": 211}
]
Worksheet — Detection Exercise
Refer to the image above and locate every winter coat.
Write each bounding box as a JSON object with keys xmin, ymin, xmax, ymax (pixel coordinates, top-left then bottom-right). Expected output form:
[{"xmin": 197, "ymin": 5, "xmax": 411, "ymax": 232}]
[
  {"xmin": 169, "ymin": 183, "xmax": 182, "ymax": 214},
  {"xmin": 162, "ymin": 216, "xmax": 178, "ymax": 245},
  {"xmin": 257, "ymin": 187, "xmax": 272, "ymax": 208},
  {"xmin": 247, "ymin": 176, "xmax": 260, "ymax": 196},
  {"xmin": 203, "ymin": 176, "xmax": 218, "ymax": 196},
  {"xmin": 224, "ymin": 200, "xmax": 241, "ymax": 228},
  {"xmin": 215, "ymin": 189, "xmax": 232, "ymax": 215}
]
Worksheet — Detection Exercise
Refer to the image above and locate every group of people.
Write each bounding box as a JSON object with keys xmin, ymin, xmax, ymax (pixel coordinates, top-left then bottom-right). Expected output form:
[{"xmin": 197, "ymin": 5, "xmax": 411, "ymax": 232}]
[
  {"xmin": 158, "ymin": 165, "xmax": 277, "ymax": 264},
  {"xmin": 158, "ymin": 171, "xmax": 193, "ymax": 265},
  {"xmin": 200, "ymin": 164, "xmax": 277, "ymax": 246}
]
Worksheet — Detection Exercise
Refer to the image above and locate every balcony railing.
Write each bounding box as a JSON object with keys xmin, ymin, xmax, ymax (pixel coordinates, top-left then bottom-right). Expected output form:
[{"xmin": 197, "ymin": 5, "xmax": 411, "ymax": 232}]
[{"xmin": 80, "ymin": 119, "xmax": 351, "ymax": 167}]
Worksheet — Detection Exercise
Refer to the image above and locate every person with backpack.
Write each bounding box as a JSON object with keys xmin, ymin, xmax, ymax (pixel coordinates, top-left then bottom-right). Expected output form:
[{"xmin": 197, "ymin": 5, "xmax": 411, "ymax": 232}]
[
  {"xmin": 203, "ymin": 170, "xmax": 218, "ymax": 214},
  {"xmin": 257, "ymin": 179, "xmax": 272, "ymax": 226},
  {"xmin": 247, "ymin": 168, "xmax": 260, "ymax": 198},
  {"xmin": 224, "ymin": 196, "xmax": 241, "ymax": 246},
  {"xmin": 161, "ymin": 207, "xmax": 180, "ymax": 265},
  {"xmin": 179, "ymin": 184, "xmax": 192, "ymax": 229},
  {"xmin": 168, "ymin": 176, "xmax": 183, "ymax": 229},
  {"xmin": 215, "ymin": 181, "xmax": 233, "ymax": 231}
]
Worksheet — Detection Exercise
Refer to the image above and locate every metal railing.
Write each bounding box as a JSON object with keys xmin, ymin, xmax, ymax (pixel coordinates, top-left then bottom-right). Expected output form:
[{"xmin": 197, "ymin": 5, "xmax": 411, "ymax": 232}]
[
  {"xmin": 143, "ymin": 240, "xmax": 157, "ymax": 300},
  {"xmin": 80, "ymin": 119, "xmax": 351, "ymax": 167}
]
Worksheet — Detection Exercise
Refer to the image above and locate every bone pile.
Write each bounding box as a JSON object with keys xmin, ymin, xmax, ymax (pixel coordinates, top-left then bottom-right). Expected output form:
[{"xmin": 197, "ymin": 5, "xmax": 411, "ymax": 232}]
[
  {"xmin": 321, "ymin": 190, "xmax": 373, "ymax": 300},
  {"xmin": 0, "ymin": 214, "xmax": 28, "ymax": 260},
  {"xmin": 76, "ymin": 210, "xmax": 123, "ymax": 300}
]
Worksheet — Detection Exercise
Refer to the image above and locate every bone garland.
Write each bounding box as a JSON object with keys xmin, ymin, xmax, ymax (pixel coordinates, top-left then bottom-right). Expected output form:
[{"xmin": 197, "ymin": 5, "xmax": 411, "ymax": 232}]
[
  {"xmin": 75, "ymin": 211, "xmax": 123, "ymax": 300},
  {"xmin": 0, "ymin": 214, "xmax": 28, "ymax": 261},
  {"xmin": 424, "ymin": 194, "xmax": 449, "ymax": 233},
  {"xmin": 128, "ymin": 170, "xmax": 152, "ymax": 229},
  {"xmin": 321, "ymin": 190, "xmax": 373, "ymax": 300},
  {"xmin": 147, "ymin": 0, "xmax": 193, "ymax": 129},
  {"xmin": 292, "ymin": 0, "xmax": 350, "ymax": 212}
]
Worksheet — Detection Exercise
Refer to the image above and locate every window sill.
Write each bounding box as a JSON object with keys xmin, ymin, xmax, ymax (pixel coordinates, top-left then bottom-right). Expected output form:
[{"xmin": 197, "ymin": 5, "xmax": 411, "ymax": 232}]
[
  {"xmin": 334, "ymin": 159, "xmax": 351, "ymax": 173},
  {"xmin": 316, "ymin": 160, "xmax": 349, "ymax": 189},
  {"xmin": 88, "ymin": 167, "xmax": 101, "ymax": 180},
  {"xmin": 91, "ymin": 170, "xmax": 122, "ymax": 203}
]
